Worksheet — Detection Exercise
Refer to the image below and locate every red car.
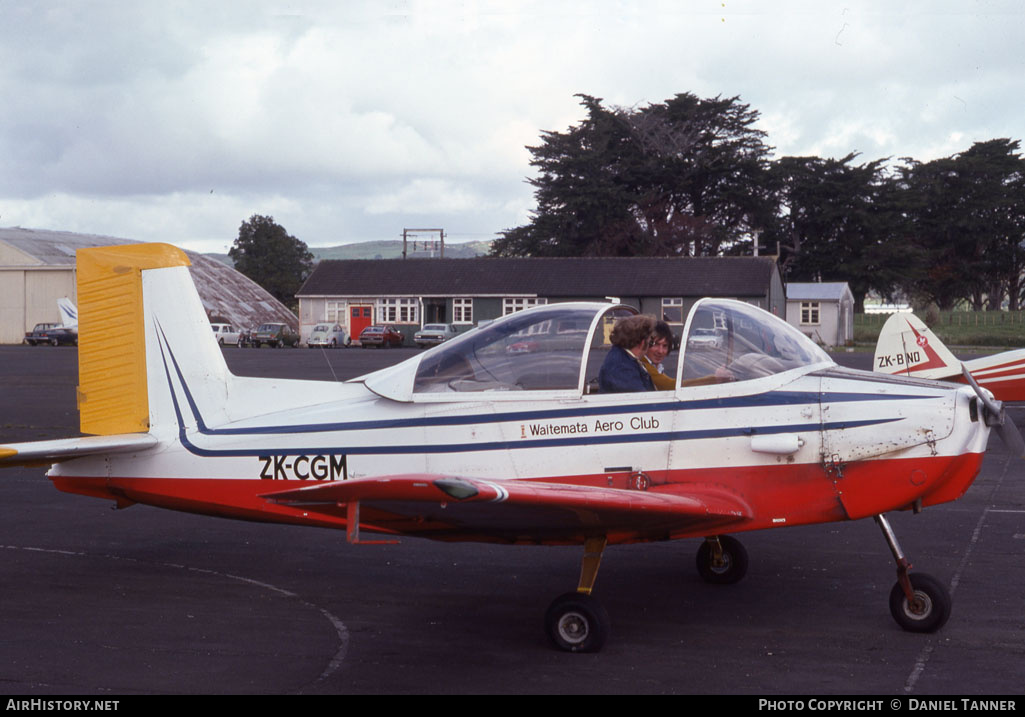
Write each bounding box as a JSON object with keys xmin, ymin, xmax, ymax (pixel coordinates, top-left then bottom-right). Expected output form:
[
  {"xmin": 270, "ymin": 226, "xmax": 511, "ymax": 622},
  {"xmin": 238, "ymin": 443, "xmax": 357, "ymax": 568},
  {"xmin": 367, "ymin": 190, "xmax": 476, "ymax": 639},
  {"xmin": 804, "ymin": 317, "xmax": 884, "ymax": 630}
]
[{"xmin": 359, "ymin": 325, "xmax": 404, "ymax": 348}]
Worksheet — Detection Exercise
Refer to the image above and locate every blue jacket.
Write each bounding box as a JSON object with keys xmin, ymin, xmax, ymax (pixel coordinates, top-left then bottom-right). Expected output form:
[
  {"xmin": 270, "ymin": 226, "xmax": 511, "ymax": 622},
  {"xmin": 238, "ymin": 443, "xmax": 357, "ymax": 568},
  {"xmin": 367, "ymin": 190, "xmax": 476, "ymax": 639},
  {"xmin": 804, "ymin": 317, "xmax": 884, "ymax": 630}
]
[{"xmin": 598, "ymin": 346, "xmax": 655, "ymax": 393}]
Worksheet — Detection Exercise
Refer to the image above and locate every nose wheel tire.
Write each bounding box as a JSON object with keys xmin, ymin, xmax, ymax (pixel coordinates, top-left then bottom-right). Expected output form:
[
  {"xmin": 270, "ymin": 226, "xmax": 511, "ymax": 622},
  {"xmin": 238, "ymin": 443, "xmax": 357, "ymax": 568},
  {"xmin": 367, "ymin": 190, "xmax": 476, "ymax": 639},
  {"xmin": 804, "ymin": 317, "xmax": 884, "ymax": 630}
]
[
  {"xmin": 889, "ymin": 573, "xmax": 951, "ymax": 633},
  {"xmin": 696, "ymin": 535, "xmax": 748, "ymax": 584},
  {"xmin": 545, "ymin": 592, "xmax": 610, "ymax": 653}
]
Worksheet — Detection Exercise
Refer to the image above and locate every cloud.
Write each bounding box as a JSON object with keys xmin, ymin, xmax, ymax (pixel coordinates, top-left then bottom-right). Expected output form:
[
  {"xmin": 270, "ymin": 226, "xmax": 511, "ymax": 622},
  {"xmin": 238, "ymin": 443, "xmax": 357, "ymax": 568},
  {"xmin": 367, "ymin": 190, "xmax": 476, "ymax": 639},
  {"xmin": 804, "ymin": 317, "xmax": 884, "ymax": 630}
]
[{"xmin": 1, "ymin": 0, "xmax": 1024, "ymax": 252}]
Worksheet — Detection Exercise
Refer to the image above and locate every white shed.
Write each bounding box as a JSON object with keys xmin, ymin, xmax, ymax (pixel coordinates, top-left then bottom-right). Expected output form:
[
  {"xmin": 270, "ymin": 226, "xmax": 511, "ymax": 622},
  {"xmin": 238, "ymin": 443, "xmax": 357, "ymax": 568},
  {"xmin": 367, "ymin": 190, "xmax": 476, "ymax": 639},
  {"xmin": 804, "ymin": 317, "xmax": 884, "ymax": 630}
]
[{"xmin": 786, "ymin": 282, "xmax": 855, "ymax": 347}]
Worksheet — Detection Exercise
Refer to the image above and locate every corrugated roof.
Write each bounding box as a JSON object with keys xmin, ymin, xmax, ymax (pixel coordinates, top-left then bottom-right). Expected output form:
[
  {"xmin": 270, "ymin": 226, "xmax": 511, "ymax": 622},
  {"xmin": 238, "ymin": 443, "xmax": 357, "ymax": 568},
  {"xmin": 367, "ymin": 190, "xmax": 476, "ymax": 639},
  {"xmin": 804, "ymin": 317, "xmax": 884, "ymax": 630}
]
[
  {"xmin": 1, "ymin": 227, "xmax": 122, "ymax": 265},
  {"xmin": 298, "ymin": 256, "xmax": 779, "ymax": 298},
  {"xmin": 0, "ymin": 227, "xmax": 297, "ymax": 331}
]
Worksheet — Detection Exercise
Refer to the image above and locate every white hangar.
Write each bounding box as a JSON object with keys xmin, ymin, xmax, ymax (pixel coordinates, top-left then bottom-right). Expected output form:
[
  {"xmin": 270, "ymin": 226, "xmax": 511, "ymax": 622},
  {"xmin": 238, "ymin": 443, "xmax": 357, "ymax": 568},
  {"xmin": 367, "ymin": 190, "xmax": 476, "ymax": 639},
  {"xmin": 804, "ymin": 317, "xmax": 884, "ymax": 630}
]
[{"xmin": 0, "ymin": 227, "xmax": 297, "ymax": 344}]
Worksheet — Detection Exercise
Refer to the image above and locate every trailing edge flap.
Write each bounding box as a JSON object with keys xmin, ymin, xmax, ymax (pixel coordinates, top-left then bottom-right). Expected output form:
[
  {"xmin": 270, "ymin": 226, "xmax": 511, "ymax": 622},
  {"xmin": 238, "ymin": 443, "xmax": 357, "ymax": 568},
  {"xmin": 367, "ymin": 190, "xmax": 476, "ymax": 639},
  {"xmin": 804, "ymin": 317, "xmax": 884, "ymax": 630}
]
[
  {"xmin": 0, "ymin": 434, "xmax": 158, "ymax": 467},
  {"xmin": 262, "ymin": 475, "xmax": 751, "ymax": 534}
]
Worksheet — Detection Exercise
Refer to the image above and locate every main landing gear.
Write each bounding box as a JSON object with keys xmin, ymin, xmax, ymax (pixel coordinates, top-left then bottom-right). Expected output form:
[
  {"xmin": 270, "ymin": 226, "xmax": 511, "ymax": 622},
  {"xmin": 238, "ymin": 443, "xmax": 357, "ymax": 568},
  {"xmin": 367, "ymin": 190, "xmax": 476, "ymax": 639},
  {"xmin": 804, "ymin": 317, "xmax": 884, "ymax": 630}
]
[
  {"xmin": 875, "ymin": 514, "xmax": 952, "ymax": 633},
  {"xmin": 544, "ymin": 534, "xmax": 752, "ymax": 652},
  {"xmin": 696, "ymin": 535, "xmax": 749, "ymax": 584},
  {"xmin": 544, "ymin": 518, "xmax": 950, "ymax": 652},
  {"xmin": 545, "ymin": 537, "xmax": 611, "ymax": 652}
]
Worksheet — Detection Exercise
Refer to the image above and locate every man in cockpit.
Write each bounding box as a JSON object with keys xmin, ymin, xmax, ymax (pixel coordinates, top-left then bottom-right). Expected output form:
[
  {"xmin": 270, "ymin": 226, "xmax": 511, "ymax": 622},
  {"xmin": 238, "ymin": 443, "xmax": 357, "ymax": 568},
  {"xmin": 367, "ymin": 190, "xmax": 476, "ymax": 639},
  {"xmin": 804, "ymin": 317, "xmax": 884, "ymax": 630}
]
[{"xmin": 598, "ymin": 315, "xmax": 656, "ymax": 393}]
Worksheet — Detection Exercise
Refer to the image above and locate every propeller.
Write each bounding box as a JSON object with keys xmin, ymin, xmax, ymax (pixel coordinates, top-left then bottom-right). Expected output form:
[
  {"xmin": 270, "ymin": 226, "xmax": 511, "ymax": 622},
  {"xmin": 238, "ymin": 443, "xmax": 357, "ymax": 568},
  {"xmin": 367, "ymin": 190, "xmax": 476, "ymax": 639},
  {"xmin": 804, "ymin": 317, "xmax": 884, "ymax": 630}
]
[{"xmin": 962, "ymin": 365, "xmax": 1025, "ymax": 458}]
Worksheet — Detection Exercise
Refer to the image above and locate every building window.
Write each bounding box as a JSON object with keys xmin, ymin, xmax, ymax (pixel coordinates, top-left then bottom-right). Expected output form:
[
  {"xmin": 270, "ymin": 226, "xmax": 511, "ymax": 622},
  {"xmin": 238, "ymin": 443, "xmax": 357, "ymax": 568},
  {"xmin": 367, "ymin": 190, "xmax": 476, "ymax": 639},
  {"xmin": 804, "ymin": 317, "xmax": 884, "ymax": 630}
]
[
  {"xmin": 503, "ymin": 297, "xmax": 547, "ymax": 315},
  {"xmin": 326, "ymin": 301, "xmax": 346, "ymax": 323},
  {"xmin": 662, "ymin": 298, "xmax": 684, "ymax": 324},
  {"xmin": 800, "ymin": 302, "xmax": 820, "ymax": 325},
  {"xmin": 452, "ymin": 298, "xmax": 473, "ymax": 324},
  {"xmin": 378, "ymin": 298, "xmax": 419, "ymax": 324}
]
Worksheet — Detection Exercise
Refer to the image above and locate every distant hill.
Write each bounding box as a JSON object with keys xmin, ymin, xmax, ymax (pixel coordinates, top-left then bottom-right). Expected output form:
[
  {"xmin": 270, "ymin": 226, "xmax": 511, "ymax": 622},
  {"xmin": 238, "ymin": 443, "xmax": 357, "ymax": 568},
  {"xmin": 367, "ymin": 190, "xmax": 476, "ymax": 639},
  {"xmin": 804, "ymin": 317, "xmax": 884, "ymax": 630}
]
[{"xmin": 207, "ymin": 239, "xmax": 492, "ymax": 267}]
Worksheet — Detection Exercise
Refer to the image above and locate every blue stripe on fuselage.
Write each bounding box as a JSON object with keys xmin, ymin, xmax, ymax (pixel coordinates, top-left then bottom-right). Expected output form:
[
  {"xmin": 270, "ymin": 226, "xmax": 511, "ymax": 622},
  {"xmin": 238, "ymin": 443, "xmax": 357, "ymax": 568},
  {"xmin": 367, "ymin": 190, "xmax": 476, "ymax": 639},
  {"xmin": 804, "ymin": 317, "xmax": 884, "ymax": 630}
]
[{"xmin": 155, "ymin": 327, "xmax": 919, "ymax": 458}]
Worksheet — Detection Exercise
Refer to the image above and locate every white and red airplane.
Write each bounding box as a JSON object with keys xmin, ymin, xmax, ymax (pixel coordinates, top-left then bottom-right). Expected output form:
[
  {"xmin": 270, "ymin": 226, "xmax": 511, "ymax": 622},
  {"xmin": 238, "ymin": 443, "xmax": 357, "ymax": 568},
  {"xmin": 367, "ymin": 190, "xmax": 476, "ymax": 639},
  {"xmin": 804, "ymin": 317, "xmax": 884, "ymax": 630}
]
[
  {"xmin": 874, "ymin": 312, "xmax": 1025, "ymax": 402},
  {"xmin": 1, "ymin": 244, "xmax": 1018, "ymax": 652}
]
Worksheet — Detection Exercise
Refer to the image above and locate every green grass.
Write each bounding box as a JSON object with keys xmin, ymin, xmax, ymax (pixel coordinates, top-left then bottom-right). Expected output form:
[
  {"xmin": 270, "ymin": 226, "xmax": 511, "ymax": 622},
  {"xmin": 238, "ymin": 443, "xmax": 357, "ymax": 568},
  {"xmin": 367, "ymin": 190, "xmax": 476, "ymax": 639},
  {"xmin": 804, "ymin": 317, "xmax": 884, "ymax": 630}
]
[{"xmin": 855, "ymin": 311, "xmax": 1025, "ymax": 348}]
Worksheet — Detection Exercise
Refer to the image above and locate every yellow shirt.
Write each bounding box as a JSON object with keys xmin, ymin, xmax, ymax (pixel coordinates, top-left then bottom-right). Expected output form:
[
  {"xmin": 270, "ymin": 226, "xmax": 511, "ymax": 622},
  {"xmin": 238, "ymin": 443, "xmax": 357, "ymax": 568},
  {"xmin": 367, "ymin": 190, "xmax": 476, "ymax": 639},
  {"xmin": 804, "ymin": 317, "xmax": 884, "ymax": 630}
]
[{"xmin": 641, "ymin": 356, "xmax": 676, "ymax": 391}]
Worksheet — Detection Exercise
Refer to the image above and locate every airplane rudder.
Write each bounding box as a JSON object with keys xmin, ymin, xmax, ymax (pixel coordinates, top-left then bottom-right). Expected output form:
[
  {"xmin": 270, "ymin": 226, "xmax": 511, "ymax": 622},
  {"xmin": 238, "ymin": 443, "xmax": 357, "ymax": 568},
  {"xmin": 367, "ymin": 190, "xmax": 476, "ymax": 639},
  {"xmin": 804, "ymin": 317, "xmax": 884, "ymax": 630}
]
[{"xmin": 76, "ymin": 243, "xmax": 191, "ymax": 436}]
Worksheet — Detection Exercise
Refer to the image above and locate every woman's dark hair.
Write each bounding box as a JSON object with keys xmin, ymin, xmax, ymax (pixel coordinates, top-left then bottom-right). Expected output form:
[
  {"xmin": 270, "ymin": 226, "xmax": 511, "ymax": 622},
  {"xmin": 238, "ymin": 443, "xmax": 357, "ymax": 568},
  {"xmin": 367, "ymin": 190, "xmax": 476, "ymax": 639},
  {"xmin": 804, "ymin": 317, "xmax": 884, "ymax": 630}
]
[{"xmin": 651, "ymin": 320, "xmax": 673, "ymax": 345}]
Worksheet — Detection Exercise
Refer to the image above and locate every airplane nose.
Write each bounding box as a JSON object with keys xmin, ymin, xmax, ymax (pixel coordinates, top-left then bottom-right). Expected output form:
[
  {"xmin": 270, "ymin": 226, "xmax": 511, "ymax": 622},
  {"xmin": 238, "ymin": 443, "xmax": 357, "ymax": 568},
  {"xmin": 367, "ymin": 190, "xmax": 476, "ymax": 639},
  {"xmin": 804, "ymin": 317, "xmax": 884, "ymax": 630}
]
[{"xmin": 960, "ymin": 369, "xmax": 1025, "ymax": 458}]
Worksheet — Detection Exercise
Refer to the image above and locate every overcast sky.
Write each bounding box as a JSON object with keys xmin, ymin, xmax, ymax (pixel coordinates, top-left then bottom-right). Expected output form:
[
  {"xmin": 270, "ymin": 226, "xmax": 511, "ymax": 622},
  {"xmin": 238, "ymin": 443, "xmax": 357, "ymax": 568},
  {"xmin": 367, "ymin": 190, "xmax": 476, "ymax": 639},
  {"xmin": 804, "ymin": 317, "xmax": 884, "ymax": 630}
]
[{"xmin": 2, "ymin": 0, "xmax": 1023, "ymax": 254}]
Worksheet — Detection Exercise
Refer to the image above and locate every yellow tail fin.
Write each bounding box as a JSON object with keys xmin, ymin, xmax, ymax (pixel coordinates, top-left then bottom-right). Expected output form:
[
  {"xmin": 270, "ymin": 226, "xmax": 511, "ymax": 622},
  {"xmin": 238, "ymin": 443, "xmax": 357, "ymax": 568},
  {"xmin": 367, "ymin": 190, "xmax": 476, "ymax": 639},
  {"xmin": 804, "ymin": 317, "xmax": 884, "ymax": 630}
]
[{"xmin": 76, "ymin": 243, "xmax": 190, "ymax": 435}]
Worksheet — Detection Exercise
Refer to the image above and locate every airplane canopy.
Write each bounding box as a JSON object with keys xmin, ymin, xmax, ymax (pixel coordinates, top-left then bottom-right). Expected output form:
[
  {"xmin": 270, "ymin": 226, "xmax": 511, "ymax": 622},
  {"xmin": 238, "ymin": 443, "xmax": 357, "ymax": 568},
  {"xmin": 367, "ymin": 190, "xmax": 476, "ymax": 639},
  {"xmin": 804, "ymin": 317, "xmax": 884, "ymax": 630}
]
[{"xmin": 361, "ymin": 300, "xmax": 832, "ymax": 402}]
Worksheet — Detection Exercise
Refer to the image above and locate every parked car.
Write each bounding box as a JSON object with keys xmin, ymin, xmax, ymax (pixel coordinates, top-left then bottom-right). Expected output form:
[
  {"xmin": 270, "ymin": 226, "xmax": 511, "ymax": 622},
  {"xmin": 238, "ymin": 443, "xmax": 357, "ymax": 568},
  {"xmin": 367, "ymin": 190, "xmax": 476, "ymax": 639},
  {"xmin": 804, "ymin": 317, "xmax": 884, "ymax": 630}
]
[
  {"xmin": 414, "ymin": 323, "xmax": 458, "ymax": 348},
  {"xmin": 24, "ymin": 323, "xmax": 57, "ymax": 346},
  {"xmin": 686, "ymin": 327, "xmax": 724, "ymax": 350},
  {"xmin": 23, "ymin": 323, "xmax": 77, "ymax": 346},
  {"xmin": 359, "ymin": 325, "xmax": 404, "ymax": 348},
  {"xmin": 506, "ymin": 339, "xmax": 539, "ymax": 354},
  {"xmin": 307, "ymin": 323, "xmax": 351, "ymax": 348},
  {"xmin": 252, "ymin": 322, "xmax": 299, "ymax": 348},
  {"xmin": 210, "ymin": 323, "xmax": 240, "ymax": 346}
]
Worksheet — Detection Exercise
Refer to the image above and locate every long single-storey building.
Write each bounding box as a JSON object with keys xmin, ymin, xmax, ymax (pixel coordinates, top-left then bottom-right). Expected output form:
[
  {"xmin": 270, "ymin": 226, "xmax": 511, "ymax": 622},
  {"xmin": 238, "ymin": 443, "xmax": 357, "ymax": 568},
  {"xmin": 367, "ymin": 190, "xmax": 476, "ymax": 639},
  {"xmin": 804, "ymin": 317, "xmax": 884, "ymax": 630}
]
[{"xmin": 296, "ymin": 256, "xmax": 785, "ymax": 345}]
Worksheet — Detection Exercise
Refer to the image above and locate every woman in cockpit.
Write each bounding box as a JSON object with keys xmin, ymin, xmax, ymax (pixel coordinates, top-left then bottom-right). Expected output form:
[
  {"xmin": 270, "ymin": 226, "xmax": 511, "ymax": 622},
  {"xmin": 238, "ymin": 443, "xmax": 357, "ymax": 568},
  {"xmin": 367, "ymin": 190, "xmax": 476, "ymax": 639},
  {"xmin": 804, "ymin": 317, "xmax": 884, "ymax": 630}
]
[{"xmin": 641, "ymin": 321, "xmax": 677, "ymax": 391}]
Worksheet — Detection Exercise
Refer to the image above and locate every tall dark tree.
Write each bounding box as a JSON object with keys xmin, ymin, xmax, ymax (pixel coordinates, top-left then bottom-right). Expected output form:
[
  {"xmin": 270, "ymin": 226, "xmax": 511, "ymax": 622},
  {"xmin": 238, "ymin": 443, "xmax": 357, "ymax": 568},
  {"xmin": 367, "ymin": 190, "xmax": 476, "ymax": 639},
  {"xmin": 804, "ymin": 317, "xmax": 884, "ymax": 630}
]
[
  {"xmin": 493, "ymin": 95, "xmax": 640, "ymax": 257},
  {"xmin": 898, "ymin": 140, "xmax": 1025, "ymax": 310},
  {"xmin": 491, "ymin": 93, "xmax": 774, "ymax": 257},
  {"xmin": 622, "ymin": 93, "xmax": 774, "ymax": 257},
  {"xmin": 229, "ymin": 215, "xmax": 314, "ymax": 307},
  {"xmin": 766, "ymin": 154, "xmax": 907, "ymax": 311}
]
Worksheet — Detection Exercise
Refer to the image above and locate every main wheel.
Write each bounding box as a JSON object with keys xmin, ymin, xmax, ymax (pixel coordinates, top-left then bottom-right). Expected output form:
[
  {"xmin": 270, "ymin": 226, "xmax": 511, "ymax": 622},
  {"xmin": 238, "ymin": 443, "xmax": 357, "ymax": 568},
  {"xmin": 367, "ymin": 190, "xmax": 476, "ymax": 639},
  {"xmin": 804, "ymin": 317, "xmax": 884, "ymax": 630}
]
[
  {"xmin": 696, "ymin": 535, "xmax": 748, "ymax": 584},
  {"xmin": 544, "ymin": 592, "xmax": 610, "ymax": 653},
  {"xmin": 889, "ymin": 573, "xmax": 951, "ymax": 633}
]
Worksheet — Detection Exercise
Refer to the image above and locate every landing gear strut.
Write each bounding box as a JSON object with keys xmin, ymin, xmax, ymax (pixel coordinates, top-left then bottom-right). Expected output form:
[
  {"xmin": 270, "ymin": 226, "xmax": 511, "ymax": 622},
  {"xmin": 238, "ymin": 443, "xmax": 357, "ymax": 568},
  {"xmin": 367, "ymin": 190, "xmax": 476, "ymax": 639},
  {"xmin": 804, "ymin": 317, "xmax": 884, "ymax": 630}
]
[
  {"xmin": 875, "ymin": 514, "xmax": 951, "ymax": 633},
  {"xmin": 545, "ymin": 536, "xmax": 611, "ymax": 652}
]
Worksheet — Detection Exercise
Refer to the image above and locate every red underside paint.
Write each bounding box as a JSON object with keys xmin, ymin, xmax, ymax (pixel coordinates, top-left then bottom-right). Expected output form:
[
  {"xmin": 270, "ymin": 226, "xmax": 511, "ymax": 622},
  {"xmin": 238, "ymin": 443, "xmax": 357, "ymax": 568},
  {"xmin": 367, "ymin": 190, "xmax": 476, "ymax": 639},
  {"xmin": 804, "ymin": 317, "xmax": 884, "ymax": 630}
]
[
  {"xmin": 953, "ymin": 372, "xmax": 1025, "ymax": 402},
  {"xmin": 49, "ymin": 451, "xmax": 985, "ymax": 545}
]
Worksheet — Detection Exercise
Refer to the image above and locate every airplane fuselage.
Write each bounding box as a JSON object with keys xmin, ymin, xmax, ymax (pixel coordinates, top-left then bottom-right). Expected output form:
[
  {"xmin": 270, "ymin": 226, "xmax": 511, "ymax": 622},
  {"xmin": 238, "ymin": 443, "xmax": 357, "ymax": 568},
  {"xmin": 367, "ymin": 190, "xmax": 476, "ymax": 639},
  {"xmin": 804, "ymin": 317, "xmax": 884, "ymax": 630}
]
[{"xmin": 50, "ymin": 361, "xmax": 987, "ymax": 545}]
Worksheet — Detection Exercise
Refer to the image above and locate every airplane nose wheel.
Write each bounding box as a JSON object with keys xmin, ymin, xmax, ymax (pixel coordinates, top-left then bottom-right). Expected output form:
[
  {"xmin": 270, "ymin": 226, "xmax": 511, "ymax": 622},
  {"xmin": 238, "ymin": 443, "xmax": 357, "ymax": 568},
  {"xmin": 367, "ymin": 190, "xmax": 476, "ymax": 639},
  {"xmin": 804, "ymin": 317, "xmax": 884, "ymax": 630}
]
[
  {"xmin": 875, "ymin": 514, "xmax": 952, "ymax": 633},
  {"xmin": 888, "ymin": 572, "xmax": 951, "ymax": 633}
]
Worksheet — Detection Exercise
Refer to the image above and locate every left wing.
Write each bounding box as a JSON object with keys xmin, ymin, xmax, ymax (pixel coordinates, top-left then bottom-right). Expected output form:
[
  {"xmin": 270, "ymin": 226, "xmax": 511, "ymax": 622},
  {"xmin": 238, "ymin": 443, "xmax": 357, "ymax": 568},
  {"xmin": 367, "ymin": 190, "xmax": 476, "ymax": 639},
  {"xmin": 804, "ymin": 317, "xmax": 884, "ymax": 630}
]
[
  {"xmin": 263, "ymin": 475, "xmax": 751, "ymax": 545},
  {"xmin": 0, "ymin": 434, "xmax": 158, "ymax": 467}
]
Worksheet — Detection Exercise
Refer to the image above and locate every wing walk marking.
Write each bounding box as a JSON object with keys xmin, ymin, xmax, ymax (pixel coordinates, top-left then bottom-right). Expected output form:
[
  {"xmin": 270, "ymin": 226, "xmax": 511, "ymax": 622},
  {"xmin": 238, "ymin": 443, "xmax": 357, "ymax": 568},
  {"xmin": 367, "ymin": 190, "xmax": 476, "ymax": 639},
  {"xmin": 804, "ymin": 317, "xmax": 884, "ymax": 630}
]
[{"xmin": 155, "ymin": 326, "xmax": 907, "ymax": 458}]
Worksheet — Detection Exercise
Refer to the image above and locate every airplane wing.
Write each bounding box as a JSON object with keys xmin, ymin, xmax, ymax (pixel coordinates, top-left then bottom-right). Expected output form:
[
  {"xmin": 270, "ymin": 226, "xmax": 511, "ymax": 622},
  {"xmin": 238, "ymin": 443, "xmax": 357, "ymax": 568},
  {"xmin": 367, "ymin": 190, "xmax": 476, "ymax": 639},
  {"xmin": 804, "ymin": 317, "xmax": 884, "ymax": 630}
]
[
  {"xmin": 0, "ymin": 434, "xmax": 158, "ymax": 467},
  {"xmin": 262, "ymin": 475, "xmax": 751, "ymax": 545}
]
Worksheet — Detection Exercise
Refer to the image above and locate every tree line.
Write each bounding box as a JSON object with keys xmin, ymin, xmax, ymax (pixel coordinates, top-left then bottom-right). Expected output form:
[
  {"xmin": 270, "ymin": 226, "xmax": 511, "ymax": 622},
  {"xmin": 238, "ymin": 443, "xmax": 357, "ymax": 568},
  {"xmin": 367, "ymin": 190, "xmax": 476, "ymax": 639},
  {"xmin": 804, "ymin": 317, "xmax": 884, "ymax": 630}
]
[{"xmin": 490, "ymin": 93, "xmax": 1025, "ymax": 313}]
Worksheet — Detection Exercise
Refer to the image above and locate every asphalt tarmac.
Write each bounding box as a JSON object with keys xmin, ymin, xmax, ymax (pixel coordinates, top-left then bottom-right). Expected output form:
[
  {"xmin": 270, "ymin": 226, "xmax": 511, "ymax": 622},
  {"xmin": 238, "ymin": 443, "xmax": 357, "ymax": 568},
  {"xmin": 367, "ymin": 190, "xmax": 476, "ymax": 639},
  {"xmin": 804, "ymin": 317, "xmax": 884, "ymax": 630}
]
[{"xmin": 1, "ymin": 344, "xmax": 1023, "ymax": 695}]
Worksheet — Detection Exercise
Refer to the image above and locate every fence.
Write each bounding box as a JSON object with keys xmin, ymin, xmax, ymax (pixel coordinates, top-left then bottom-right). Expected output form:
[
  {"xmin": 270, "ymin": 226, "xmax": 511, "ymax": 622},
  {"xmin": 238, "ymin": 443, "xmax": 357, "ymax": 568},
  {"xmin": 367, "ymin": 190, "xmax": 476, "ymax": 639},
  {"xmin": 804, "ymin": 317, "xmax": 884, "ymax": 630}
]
[{"xmin": 854, "ymin": 311, "xmax": 1025, "ymax": 347}]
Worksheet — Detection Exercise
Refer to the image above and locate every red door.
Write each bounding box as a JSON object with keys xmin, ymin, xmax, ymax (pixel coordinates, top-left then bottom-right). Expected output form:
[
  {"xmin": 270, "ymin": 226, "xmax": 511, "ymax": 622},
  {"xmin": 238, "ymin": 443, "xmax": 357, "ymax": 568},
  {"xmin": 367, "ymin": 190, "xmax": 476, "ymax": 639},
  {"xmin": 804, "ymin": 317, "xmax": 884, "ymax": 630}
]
[{"xmin": 350, "ymin": 306, "xmax": 373, "ymax": 342}]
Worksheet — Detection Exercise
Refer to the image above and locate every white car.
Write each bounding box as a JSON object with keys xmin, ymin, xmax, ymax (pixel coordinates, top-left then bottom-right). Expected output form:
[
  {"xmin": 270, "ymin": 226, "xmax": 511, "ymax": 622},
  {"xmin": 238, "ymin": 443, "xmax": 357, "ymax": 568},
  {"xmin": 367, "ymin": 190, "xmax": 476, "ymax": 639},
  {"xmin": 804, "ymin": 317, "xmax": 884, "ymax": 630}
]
[
  {"xmin": 307, "ymin": 323, "xmax": 351, "ymax": 348},
  {"xmin": 210, "ymin": 323, "xmax": 240, "ymax": 346},
  {"xmin": 414, "ymin": 323, "xmax": 459, "ymax": 348},
  {"xmin": 686, "ymin": 327, "xmax": 724, "ymax": 350}
]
